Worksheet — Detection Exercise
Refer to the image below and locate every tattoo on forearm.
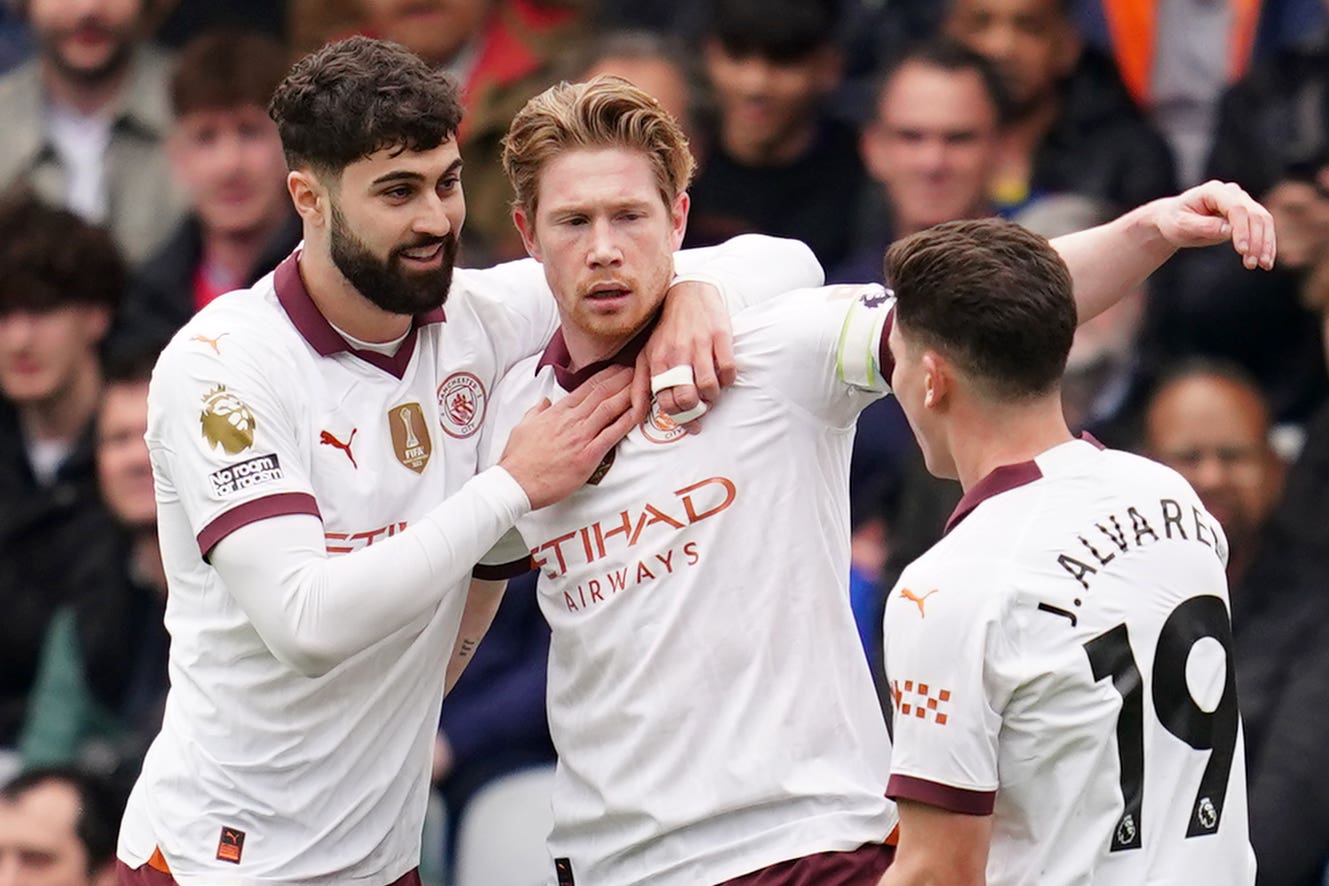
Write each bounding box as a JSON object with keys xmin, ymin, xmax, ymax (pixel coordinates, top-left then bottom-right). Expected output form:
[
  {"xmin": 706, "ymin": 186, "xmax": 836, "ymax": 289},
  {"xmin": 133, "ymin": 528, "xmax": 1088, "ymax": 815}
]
[{"xmin": 459, "ymin": 638, "xmax": 477, "ymax": 659}]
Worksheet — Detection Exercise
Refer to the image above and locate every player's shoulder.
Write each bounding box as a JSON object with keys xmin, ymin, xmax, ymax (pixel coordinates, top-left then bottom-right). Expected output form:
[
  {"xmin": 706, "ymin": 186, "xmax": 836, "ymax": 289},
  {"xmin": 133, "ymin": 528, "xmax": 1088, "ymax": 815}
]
[
  {"xmin": 733, "ymin": 283, "xmax": 889, "ymax": 332},
  {"xmin": 1095, "ymin": 446, "xmax": 1198, "ymax": 497},
  {"xmin": 154, "ymin": 278, "xmax": 296, "ymax": 383},
  {"xmin": 488, "ymin": 352, "xmax": 553, "ymax": 419}
]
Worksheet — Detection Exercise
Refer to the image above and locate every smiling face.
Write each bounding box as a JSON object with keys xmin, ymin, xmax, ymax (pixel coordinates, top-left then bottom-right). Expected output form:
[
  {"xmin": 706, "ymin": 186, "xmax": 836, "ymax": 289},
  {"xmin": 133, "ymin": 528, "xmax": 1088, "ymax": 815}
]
[
  {"xmin": 703, "ymin": 41, "xmax": 837, "ymax": 161},
  {"xmin": 946, "ymin": 0, "xmax": 1079, "ymax": 114},
  {"xmin": 514, "ymin": 146, "xmax": 687, "ymax": 364},
  {"xmin": 863, "ymin": 60, "xmax": 1000, "ymax": 234},
  {"xmin": 317, "ymin": 138, "xmax": 465, "ymax": 315}
]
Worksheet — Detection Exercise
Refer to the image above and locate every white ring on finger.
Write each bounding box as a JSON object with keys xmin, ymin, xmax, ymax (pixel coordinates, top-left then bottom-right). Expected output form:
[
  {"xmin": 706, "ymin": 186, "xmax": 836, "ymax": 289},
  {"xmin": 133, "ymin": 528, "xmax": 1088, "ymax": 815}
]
[
  {"xmin": 668, "ymin": 401, "xmax": 708, "ymax": 424},
  {"xmin": 650, "ymin": 365, "xmax": 695, "ymax": 395}
]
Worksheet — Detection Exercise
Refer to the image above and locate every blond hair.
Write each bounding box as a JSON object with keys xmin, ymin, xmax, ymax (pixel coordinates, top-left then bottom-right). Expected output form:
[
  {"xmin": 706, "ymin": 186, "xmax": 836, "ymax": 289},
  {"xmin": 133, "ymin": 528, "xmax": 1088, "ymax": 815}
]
[{"xmin": 502, "ymin": 75, "xmax": 694, "ymax": 216}]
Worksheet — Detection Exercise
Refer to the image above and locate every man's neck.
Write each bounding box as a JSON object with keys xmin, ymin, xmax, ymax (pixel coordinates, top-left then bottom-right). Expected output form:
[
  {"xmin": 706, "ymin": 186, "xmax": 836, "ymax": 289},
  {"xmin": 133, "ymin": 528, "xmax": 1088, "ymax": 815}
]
[
  {"xmin": 202, "ymin": 212, "xmax": 287, "ymax": 287},
  {"xmin": 721, "ymin": 118, "xmax": 816, "ymax": 167},
  {"xmin": 41, "ymin": 57, "xmax": 131, "ymax": 117},
  {"xmin": 19, "ymin": 361, "xmax": 101, "ymax": 446},
  {"xmin": 132, "ymin": 530, "xmax": 168, "ymax": 597},
  {"xmin": 298, "ymin": 243, "xmax": 412, "ymax": 343},
  {"xmin": 950, "ymin": 396, "xmax": 1074, "ymax": 492},
  {"xmin": 561, "ymin": 325, "xmax": 638, "ymax": 373}
]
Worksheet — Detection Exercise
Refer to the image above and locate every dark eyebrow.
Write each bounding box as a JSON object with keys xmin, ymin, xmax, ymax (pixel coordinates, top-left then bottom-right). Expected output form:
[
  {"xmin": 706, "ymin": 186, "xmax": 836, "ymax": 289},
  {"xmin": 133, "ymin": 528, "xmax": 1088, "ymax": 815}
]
[{"xmin": 371, "ymin": 170, "xmax": 425, "ymax": 187}]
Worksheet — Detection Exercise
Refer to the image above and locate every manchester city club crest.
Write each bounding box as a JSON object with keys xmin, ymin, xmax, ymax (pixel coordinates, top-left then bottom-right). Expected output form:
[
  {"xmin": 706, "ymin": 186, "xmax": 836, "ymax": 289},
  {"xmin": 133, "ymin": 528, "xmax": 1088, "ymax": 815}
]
[
  {"xmin": 640, "ymin": 399, "xmax": 688, "ymax": 445},
  {"xmin": 437, "ymin": 371, "xmax": 487, "ymax": 438}
]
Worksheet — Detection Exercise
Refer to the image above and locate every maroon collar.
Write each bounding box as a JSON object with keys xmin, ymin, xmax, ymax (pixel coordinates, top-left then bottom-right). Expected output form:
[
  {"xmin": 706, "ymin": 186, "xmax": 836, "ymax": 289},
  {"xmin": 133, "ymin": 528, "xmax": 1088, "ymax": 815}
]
[
  {"xmin": 943, "ymin": 433, "xmax": 1105, "ymax": 535},
  {"xmin": 273, "ymin": 251, "xmax": 447, "ymax": 380},
  {"xmin": 536, "ymin": 317, "xmax": 659, "ymax": 391}
]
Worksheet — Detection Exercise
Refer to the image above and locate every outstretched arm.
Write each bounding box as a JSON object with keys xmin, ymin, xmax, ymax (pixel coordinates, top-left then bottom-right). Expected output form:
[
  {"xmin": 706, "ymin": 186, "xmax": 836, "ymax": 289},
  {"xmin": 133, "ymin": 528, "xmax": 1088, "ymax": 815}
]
[{"xmin": 1053, "ymin": 180, "xmax": 1277, "ymax": 323}]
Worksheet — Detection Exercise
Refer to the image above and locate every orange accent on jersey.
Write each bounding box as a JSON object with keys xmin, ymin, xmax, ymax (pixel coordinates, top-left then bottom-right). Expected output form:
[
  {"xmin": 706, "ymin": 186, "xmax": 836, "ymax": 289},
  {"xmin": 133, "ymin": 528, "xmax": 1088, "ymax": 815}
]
[
  {"xmin": 147, "ymin": 847, "xmax": 171, "ymax": 874},
  {"xmin": 319, "ymin": 428, "xmax": 358, "ymax": 469},
  {"xmin": 1101, "ymin": 0, "xmax": 1262, "ymax": 106},
  {"xmin": 190, "ymin": 333, "xmax": 228, "ymax": 354},
  {"xmin": 900, "ymin": 587, "xmax": 940, "ymax": 617},
  {"xmin": 885, "ymin": 824, "xmax": 900, "ymax": 847}
]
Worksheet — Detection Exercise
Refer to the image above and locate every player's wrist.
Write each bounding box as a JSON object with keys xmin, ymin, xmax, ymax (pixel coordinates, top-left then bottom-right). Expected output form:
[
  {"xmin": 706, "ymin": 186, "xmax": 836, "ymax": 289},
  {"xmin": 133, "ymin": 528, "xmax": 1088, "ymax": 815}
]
[{"xmin": 479, "ymin": 464, "xmax": 533, "ymax": 518}]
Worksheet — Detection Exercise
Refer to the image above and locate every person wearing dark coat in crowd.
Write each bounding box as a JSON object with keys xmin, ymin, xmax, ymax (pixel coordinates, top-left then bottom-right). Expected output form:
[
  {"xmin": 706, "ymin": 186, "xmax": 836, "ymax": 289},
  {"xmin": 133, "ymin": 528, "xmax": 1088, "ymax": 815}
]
[
  {"xmin": 685, "ymin": 0, "xmax": 867, "ymax": 270},
  {"xmin": 19, "ymin": 345, "xmax": 170, "ymax": 798},
  {"xmin": 945, "ymin": 0, "xmax": 1177, "ymax": 215},
  {"xmin": 0, "ymin": 194, "xmax": 124, "ymax": 748}
]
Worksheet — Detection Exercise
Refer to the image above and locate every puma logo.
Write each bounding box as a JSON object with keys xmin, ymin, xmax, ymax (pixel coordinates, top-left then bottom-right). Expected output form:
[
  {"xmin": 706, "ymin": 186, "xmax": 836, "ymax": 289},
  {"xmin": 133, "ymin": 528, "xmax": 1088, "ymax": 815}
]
[
  {"xmin": 190, "ymin": 333, "xmax": 228, "ymax": 354},
  {"xmin": 320, "ymin": 428, "xmax": 358, "ymax": 469},
  {"xmin": 900, "ymin": 587, "xmax": 940, "ymax": 617}
]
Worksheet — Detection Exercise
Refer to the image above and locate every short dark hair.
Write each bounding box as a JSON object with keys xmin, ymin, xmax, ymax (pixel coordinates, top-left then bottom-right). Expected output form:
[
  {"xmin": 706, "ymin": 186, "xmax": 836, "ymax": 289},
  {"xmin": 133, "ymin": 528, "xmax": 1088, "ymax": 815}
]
[
  {"xmin": 172, "ymin": 29, "xmax": 291, "ymax": 118},
  {"xmin": 268, "ymin": 36, "xmax": 464, "ymax": 177},
  {"xmin": 875, "ymin": 38, "xmax": 1013, "ymax": 127},
  {"xmin": 2, "ymin": 767, "xmax": 122, "ymax": 875},
  {"xmin": 1150, "ymin": 357, "xmax": 1267, "ymax": 409},
  {"xmin": 886, "ymin": 217, "xmax": 1076, "ymax": 401},
  {"xmin": 707, "ymin": 0, "xmax": 841, "ymax": 63},
  {"xmin": 0, "ymin": 191, "xmax": 125, "ymax": 315}
]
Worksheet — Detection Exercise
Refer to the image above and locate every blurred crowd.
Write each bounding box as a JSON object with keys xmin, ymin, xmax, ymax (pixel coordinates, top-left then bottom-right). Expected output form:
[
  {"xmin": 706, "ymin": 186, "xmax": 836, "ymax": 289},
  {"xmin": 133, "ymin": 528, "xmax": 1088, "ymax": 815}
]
[{"xmin": 0, "ymin": 1, "xmax": 1328, "ymax": 885}]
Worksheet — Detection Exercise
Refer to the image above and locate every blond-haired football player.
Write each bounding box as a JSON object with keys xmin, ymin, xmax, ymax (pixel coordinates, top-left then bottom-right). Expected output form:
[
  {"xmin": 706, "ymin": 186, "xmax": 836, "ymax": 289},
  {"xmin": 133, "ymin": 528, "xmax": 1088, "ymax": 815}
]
[{"xmin": 473, "ymin": 76, "xmax": 1274, "ymax": 886}]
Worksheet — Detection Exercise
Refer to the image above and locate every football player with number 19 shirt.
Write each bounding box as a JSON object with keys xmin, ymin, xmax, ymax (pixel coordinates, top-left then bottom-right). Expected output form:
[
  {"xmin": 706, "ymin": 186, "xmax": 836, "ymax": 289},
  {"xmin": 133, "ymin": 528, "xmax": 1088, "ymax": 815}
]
[{"xmin": 879, "ymin": 218, "xmax": 1264, "ymax": 886}]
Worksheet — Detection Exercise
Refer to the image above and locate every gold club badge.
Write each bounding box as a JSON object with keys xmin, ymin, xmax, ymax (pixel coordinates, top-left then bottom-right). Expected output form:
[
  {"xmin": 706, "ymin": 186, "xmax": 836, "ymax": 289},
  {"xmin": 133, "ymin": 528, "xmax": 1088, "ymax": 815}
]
[
  {"xmin": 200, "ymin": 385, "xmax": 257, "ymax": 454},
  {"xmin": 390, "ymin": 402, "xmax": 432, "ymax": 473}
]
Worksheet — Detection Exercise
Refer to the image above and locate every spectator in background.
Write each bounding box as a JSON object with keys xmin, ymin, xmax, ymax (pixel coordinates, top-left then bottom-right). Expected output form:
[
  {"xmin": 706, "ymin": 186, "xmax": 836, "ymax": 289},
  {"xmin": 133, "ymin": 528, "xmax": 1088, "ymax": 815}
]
[
  {"xmin": 575, "ymin": 30, "xmax": 695, "ymax": 141},
  {"xmin": 1140, "ymin": 362, "xmax": 1329, "ymax": 886},
  {"xmin": 945, "ymin": 0, "xmax": 1176, "ymax": 215},
  {"xmin": 1073, "ymin": 0, "xmax": 1326, "ymax": 185},
  {"xmin": 835, "ymin": 38, "xmax": 1007, "ymax": 285},
  {"xmin": 686, "ymin": 0, "xmax": 867, "ymax": 269},
  {"xmin": 111, "ymin": 30, "xmax": 298, "ymax": 354},
  {"xmin": 0, "ymin": 0, "xmax": 184, "ymax": 265},
  {"xmin": 358, "ymin": 0, "xmax": 587, "ymax": 263},
  {"xmin": 19, "ymin": 345, "xmax": 168, "ymax": 797},
  {"xmin": 1145, "ymin": 363, "xmax": 1284, "ymax": 592},
  {"xmin": 1016, "ymin": 193, "xmax": 1150, "ymax": 448},
  {"xmin": 0, "ymin": 194, "xmax": 123, "ymax": 753},
  {"xmin": 0, "ymin": 767, "xmax": 121, "ymax": 886}
]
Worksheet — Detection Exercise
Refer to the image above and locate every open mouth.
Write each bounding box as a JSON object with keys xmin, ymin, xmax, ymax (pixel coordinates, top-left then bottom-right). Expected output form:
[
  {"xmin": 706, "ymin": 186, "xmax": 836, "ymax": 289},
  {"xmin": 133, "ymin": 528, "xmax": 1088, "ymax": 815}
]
[{"xmin": 399, "ymin": 242, "xmax": 445, "ymax": 265}]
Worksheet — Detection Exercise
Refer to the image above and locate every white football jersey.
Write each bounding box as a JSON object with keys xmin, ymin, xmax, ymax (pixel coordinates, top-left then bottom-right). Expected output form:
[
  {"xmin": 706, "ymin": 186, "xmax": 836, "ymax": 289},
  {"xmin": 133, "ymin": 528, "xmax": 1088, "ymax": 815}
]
[
  {"xmin": 882, "ymin": 438, "xmax": 1256, "ymax": 886},
  {"xmin": 480, "ymin": 286, "xmax": 900, "ymax": 886},
  {"xmin": 118, "ymin": 252, "xmax": 559, "ymax": 884}
]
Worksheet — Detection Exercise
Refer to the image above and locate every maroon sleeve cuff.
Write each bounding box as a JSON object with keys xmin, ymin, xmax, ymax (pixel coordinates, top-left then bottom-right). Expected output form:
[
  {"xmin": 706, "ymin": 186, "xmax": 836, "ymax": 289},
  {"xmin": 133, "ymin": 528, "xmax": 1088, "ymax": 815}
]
[
  {"xmin": 887, "ymin": 773, "xmax": 995, "ymax": 815},
  {"xmin": 473, "ymin": 557, "xmax": 534, "ymax": 581},
  {"xmin": 878, "ymin": 306, "xmax": 896, "ymax": 383},
  {"xmin": 197, "ymin": 492, "xmax": 322, "ymax": 558}
]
